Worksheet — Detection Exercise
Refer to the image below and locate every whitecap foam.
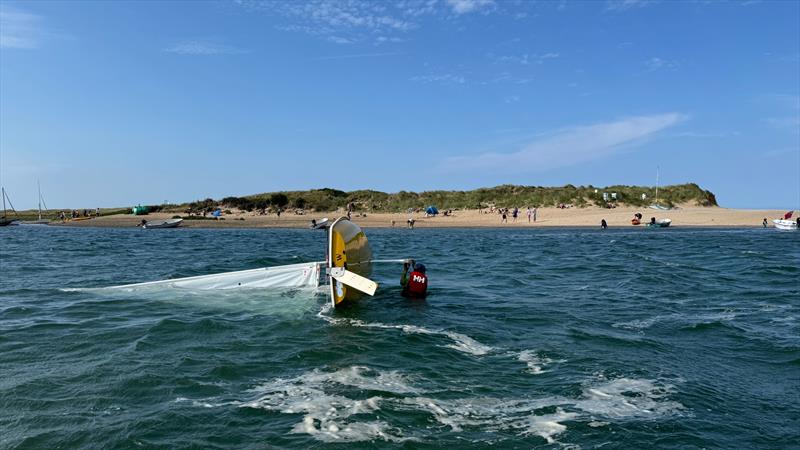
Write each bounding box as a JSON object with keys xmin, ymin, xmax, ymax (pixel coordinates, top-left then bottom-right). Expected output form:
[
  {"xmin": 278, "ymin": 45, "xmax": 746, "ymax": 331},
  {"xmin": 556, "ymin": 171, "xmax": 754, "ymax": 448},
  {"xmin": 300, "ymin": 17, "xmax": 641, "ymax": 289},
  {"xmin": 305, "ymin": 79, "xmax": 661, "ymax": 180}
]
[
  {"xmin": 575, "ymin": 377, "xmax": 683, "ymax": 419},
  {"xmin": 516, "ymin": 350, "xmax": 557, "ymax": 374},
  {"xmin": 317, "ymin": 305, "xmax": 492, "ymax": 356},
  {"xmin": 398, "ymin": 396, "xmax": 576, "ymax": 443},
  {"xmin": 228, "ymin": 360, "xmax": 683, "ymax": 444},
  {"xmin": 514, "ymin": 408, "xmax": 578, "ymax": 443},
  {"xmin": 240, "ymin": 366, "xmax": 416, "ymax": 442},
  {"xmin": 612, "ymin": 317, "xmax": 660, "ymax": 331}
]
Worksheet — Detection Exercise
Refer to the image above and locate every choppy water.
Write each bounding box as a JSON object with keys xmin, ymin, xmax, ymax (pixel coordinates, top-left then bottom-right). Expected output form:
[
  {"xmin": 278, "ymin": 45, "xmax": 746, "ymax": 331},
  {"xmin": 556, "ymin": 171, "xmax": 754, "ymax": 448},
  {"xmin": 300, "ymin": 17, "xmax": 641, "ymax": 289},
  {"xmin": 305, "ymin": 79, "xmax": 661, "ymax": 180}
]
[{"xmin": 1, "ymin": 225, "xmax": 798, "ymax": 449}]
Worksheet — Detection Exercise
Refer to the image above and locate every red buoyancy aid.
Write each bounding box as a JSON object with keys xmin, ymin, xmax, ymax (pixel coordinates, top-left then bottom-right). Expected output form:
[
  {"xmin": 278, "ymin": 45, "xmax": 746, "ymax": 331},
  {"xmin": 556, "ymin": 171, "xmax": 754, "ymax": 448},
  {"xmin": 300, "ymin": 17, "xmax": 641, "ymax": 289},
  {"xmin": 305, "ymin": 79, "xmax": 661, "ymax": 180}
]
[{"xmin": 405, "ymin": 271, "xmax": 428, "ymax": 297}]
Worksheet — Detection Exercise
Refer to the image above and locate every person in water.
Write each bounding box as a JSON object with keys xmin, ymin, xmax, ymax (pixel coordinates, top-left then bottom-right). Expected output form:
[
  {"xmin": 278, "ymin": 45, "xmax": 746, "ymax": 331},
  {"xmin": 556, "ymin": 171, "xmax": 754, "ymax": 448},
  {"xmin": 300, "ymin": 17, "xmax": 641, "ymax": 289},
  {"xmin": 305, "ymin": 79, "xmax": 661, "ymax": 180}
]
[
  {"xmin": 401, "ymin": 260, "xmax": 428, "ymax": 298},
  {"xmin": 601, "ymin": 219, "xmax": 608, "ymax": 229},
  {"xmin": 763, "ymin": 218, "xmax": 768, "ymax": 228}
]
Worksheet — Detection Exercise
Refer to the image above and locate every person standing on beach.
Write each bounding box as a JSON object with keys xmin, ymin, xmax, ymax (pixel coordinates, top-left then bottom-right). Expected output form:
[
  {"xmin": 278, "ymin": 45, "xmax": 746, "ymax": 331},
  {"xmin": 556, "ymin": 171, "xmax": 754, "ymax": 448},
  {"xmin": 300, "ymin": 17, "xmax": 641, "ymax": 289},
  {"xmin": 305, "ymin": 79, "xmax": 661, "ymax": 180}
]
[
  {"xmin": 501, "ymin": 210, "xmax": 507, "ymax": 223},
  {"xmin": 601, "ymin": 219, "xmax": 608, "ymax": 229},
  {"xmin": 763, "ymin": 218, "xmax": 768, "ymax": 228},
  {"xmin": 512, "ymin": 207, "xmax": 518, "ymax": 222},
  {"xmin": 533, "ymin": 207, "xmax": 537, "ymax": 222}
]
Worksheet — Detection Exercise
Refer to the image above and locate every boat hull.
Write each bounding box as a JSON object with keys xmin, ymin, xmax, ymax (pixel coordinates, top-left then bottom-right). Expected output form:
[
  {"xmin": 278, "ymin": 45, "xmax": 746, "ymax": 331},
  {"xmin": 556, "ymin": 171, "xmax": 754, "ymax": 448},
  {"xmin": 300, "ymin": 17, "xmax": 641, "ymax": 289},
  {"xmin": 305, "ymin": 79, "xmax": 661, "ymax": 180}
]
[
  {"xmin": 773, "ymin": 219, "xmax": 798, "ymax": 231},
  {"xmin": 329, "ymin": 217, "xmax": 373, "ymax": 308},
  {"xmin": 144, "ymin": 218, "xmax": 183, "ymax": 229},
  {"xmin": 647, "ymin": 219, "xmax": 672, "ymax": 228}
]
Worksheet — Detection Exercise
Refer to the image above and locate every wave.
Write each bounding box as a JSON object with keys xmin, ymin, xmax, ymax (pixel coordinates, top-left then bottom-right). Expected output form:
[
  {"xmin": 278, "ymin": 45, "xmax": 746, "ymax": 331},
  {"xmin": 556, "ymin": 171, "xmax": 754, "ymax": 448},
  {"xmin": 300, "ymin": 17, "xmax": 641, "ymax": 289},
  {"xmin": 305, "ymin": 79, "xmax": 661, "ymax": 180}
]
[
  {"xmin": 317, "ymin": 303, "xmax": 493, "ymax": 356},
  {"xmin": 202, "ymin": 365, "xmax": 685, "ymax": 444},
  {"xmin": 238, "ymin": 366, "xmax": 415, "ymax": 443},
  {"xmin": 516, "ymin": 350, "xmax": 563, "ymax": 374}
]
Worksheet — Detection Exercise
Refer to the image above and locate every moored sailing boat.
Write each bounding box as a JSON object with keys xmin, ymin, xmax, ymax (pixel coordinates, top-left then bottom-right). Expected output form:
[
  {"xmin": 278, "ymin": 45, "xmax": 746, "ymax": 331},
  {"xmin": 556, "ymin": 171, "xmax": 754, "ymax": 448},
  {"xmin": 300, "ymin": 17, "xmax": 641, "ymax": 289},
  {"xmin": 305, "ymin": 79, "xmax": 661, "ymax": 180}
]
[
  {"xmin": 29, "ymin": 181, "xmax": 51, "ymax": 224},
  {"xmin": 1, "ymin": 187, "xmax": 19, "ymax": 226}
]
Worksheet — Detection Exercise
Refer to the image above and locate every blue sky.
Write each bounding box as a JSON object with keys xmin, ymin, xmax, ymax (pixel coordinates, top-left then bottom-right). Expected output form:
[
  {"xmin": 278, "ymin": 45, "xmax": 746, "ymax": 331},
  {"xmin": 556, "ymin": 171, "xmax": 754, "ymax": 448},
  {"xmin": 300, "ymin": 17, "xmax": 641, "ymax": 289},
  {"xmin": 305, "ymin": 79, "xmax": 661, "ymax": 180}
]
[{"xmin": 1, "ymin": 0, "xmax": 798, "ymax": 209}]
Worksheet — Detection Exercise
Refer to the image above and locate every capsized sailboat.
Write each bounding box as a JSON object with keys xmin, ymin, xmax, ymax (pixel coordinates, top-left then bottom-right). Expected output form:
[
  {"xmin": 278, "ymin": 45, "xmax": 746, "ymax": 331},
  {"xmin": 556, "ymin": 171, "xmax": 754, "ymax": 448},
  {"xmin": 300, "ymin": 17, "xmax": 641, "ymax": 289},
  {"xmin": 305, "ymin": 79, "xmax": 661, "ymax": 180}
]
[{"xmin": 99, "ymin": 217, "xmax": 384, "ymax": 307}]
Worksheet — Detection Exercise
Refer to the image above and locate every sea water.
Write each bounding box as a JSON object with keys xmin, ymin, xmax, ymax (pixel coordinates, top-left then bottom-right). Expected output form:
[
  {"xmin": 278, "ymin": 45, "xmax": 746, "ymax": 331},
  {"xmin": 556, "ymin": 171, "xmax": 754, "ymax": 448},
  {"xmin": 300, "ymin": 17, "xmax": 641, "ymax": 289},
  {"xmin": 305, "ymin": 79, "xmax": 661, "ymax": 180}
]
[{"xmin": 1, "ymin": 226, "xmax": 798, "ymax": 449}]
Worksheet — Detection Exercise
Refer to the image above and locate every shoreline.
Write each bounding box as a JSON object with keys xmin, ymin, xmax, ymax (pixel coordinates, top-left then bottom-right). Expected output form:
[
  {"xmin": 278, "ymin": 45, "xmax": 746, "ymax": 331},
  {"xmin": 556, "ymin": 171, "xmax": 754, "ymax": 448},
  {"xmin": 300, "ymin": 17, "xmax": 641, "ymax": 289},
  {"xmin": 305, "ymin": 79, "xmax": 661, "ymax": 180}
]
[{"xmin": 41, "ymin": 206, "xmax": 788, "ymax": 229}]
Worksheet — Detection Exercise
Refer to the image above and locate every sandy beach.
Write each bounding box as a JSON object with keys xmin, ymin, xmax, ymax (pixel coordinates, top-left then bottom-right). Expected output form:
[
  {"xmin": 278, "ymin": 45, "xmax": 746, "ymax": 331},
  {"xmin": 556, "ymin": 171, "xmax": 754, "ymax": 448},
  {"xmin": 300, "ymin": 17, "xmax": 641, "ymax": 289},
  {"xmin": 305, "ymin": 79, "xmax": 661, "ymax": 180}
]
[{"xmin": 49, "ymin": 206, "xmax": 787, "ymax": 229}]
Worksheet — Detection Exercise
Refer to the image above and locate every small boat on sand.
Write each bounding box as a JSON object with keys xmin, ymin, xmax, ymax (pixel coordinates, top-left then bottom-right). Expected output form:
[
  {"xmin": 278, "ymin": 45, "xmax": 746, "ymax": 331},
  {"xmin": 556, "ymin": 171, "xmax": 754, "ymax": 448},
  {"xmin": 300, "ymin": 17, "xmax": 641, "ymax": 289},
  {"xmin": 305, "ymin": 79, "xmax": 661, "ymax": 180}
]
[
  {"xmin": 647, "ymin": 218, "xmax": 672, "ymax": 228},
  {"xmin": 143, "ymin": 218, "xmax": 183, "ymax": 229},
  {"xmin": 773, "ymin": 219, "xmax": 798, "ymax": 231}
]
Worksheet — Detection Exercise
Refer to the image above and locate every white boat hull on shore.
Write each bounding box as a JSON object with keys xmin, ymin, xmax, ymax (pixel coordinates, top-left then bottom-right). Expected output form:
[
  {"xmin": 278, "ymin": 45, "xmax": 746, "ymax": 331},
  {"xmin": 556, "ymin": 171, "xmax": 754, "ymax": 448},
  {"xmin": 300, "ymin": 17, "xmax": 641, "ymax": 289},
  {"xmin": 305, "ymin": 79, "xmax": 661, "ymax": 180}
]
[
  {"xmin": 773, "ymin": 219, "xmax": 798, "ymax": 231},
  {"xmin": 143, "ymin": 218, "xmax": 183, "ymax": 229}
]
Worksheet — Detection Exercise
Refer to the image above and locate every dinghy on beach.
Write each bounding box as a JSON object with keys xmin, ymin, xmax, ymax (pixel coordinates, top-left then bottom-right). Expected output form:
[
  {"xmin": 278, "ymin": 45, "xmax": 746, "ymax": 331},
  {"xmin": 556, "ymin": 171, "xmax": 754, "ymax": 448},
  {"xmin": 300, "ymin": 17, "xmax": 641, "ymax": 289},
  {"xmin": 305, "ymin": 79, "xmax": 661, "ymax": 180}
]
[
  {"xmin": 143, "ymin": 218, "xmax": 183, "ymax": 229},
  {"xmin": 773, "ymin": 219, "xmax": 798, "ymax": 231},
  {"xmin": 647, "ymin": 218, "xmax": 672, "ymax": 228}
]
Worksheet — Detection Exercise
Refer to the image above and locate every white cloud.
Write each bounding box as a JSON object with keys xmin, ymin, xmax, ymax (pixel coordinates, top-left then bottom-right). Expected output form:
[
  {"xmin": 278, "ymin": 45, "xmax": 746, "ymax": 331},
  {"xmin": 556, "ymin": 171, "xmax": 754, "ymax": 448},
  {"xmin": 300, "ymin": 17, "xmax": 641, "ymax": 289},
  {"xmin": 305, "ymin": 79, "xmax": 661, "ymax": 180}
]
[
  {"xmin": 504, "ymin": 95, "xmax": 520, "ymax": 103},
  {"xmin": 445, "ymin": 0, "xmax": 495, "ymax": 15},
  {"xmin": 410, "ymin": 73, "xmax": 466, "ymax": 84},
  {"xmin": 0, "ymin": 6, "xmax": 44, "ymax": 49},
  {"xmin": 311, "ymin": 51, "xmax": 401, "ymax": 61},
  {"xmin": 491, "ymin": 72, "xmax": 532, "ymax": 84},
  {"xmin": 444, "ymin": 113, "xmax": 686, "ymax": 172},
  {"xmin": 327, "ymin": 35, "xmax": 355, "ymax": 44},
  {"xmin": 163, "ymin": 40, "xmax": 247, "ymax": 55},
  {"xmin": 240, "ymin": 0, "xmax": 500, "ymax": 43},
  {"xmin": 606, "ymin": 0, "xmax": 657, "ymax": 12},
  {"xmin": 644, "ymin": 57, "xmax": 678, "ymax": 71},
  {"xmin": 491, "ymin": 52, "xmax": 559, "ymax": 65},
  {"xmin": 763, "ymin": 116, "xmax": 800, "ymax": 130},
  {"xmin": 243, "ymin": 0, "xmax": 415, "ymax": 44}
]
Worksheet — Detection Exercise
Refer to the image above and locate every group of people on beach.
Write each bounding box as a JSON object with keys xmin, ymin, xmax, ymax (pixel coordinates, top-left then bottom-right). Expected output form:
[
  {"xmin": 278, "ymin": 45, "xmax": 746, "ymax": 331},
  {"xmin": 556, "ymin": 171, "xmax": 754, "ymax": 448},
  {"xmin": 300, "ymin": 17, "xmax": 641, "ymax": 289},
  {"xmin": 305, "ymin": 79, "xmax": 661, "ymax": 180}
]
[
  {"xmin": 497, "ymin": 207, "xmax": 538, "ymax": 224},
  {"xmin": 58, "ymin": 208, "xmax": 100, "ymax": 222}
]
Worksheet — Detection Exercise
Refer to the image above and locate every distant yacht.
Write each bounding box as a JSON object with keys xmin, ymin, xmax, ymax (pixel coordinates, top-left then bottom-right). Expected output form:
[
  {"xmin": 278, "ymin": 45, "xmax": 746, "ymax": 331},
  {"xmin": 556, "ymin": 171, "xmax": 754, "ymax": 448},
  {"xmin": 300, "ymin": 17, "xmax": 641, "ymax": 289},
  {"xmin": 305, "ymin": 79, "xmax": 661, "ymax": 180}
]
[{"xmin": 0, "ymin": 187, "xmax": 18, "ymax": 226}]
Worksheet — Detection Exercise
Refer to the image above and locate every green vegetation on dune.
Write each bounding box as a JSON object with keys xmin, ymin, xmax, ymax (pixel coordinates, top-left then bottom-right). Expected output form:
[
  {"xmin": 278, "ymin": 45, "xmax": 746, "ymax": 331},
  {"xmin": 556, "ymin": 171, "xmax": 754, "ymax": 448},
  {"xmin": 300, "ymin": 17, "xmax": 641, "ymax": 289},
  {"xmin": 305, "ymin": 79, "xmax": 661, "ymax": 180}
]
[{"xmin": 153, "ymin": 183, "xmax": 717, "ymax": 214}]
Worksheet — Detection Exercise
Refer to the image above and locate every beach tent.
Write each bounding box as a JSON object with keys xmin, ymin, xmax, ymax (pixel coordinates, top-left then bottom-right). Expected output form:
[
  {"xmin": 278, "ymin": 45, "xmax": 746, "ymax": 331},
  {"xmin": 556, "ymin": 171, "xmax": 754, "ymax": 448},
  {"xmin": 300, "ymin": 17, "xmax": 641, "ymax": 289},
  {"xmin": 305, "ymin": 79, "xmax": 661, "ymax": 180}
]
[
  {"xmin": 212, "ymin": 209, "xmax": 222, "ymax": 217},
  {"xmin": 425, "ymin": 206, "xmax": 439, "ymax": 216}
]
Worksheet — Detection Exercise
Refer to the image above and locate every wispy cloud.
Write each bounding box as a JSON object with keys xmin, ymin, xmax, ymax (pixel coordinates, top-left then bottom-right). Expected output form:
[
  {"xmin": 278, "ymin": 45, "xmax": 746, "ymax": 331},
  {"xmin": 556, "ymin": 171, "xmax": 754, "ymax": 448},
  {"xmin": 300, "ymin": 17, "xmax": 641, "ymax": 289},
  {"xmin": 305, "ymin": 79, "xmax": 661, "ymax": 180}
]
[
  {"xmin": 763, "ymin": 116, "xmax": 800, "ymax": 130},
  {"xmin": 410, "ymin": 73, "xmax": 466, "ymax": 85},
  {"xmin": 606, "ymin": 0, "xmax": 657, "ymax": 12},
  {"xmin": 240, "ymin": 0, "xmax": 499, "ymax": 44},
  {"xmin": 504, "ymin": 95, "xmax": 520, "ymax": 104},
  {"xmin": 311, "ymin": 51, "xmax": 402, "ymax": 61},
  {"xmin": 241, "ymin": 0, "xmax": 415, "ymax": 44},
  {"xmin": 163, "ymin": 39, "xmax": 247, "ymax": 55},
  {"xmin": 490, "ymin": 72, "xmax": 532, "ymax": 84},
  {"xmin": 644, "ymin": 57, "xmax": 678, "ymax": 71},
  {"xmin": 490, "ymin": 52, "xmax": 559, "ymax": 65},
  {"xmin": 0, "ymin": 5, "xmax": 44, "ymax": 49},
  {"xmin": 445, "ymin": 0, "xmax": 495, "ymax": 15},
  {"xmin": 444, "ymin": 113, "xmax": 686, "ymax": 172}
]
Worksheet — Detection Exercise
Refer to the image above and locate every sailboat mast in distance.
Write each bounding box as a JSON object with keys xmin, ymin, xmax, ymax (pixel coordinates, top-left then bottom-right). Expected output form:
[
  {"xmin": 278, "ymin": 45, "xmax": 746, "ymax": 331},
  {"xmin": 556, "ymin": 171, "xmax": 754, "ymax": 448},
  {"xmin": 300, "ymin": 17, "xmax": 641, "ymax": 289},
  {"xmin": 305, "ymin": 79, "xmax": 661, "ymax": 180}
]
[{"xmin": 655, "ymin": 166, "xmax": 660, "ymax": 207}]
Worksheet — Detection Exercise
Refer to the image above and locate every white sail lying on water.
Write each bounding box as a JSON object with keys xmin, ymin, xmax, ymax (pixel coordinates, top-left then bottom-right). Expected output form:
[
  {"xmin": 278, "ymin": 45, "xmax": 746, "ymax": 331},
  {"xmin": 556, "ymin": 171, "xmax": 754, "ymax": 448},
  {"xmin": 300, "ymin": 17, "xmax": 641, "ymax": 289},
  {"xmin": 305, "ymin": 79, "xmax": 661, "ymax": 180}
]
[{"xmin": 103, "ymin": 262, "xmax": 321, "ymax": 291}]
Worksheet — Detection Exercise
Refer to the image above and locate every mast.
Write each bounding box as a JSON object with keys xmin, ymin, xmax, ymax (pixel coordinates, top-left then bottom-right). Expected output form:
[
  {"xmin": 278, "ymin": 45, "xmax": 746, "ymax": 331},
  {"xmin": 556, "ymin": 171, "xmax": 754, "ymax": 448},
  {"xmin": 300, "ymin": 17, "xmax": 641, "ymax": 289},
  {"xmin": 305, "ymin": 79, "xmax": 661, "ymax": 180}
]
[
  {"xmin": 2, "ymin": 188, "xmax": 6, "ymax": 217},
  {"xmin": 38, "ymin": 180, "xmax": 42, "ymax": 220},
  {"xmin": 655, "ymin": 166, "xmax": 660, "ymax": 207}
]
